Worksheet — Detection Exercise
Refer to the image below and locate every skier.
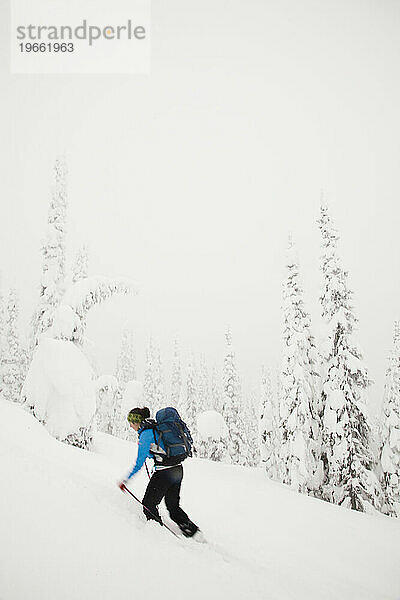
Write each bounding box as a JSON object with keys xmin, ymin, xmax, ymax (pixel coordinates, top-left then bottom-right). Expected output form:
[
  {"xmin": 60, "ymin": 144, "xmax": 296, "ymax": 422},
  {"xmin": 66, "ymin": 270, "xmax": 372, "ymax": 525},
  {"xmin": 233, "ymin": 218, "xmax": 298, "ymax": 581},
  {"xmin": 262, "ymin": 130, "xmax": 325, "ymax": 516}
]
[{"xmin": 118, "ymin": 406, "xmax": 200, "ymax": 538}]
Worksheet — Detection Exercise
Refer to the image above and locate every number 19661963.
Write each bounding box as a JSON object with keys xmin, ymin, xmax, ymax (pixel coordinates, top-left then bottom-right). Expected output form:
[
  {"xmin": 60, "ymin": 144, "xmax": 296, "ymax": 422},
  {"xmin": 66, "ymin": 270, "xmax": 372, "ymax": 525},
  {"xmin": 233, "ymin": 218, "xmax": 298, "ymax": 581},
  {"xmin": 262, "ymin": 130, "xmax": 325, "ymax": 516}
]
[{"xmin": 19, "ymin": 43, "xmax": 74, "ymax": 52}]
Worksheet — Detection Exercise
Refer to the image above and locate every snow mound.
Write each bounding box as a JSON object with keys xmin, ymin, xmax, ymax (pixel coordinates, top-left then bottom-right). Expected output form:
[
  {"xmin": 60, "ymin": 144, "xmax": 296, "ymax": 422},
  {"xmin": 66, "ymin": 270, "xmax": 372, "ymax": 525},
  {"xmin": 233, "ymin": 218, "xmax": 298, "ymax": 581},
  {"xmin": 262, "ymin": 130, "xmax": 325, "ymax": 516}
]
[
  {"xmin": 22, "ymin": 338, "xmax": 96, "ymax": 439},
  {"xmin": 47, "ymin": 304, "xmax": 80, "ymax": 340},
  {"xmin": 197, "ymin": 410, "xmax": 228, "ymax": 441}
]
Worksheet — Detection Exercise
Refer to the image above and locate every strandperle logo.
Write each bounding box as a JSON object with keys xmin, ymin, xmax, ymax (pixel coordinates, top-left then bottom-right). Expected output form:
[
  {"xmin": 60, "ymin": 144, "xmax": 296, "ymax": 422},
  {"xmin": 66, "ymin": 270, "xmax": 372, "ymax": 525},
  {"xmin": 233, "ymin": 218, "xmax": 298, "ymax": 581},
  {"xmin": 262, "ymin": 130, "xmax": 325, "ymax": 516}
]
[
  {"xmin": 11, "ymin": 0, "xmax": 150, "ymax": 74},
  {"xmin": 16, "ymin": 20, "xmax": 146, "ymax": 46}
]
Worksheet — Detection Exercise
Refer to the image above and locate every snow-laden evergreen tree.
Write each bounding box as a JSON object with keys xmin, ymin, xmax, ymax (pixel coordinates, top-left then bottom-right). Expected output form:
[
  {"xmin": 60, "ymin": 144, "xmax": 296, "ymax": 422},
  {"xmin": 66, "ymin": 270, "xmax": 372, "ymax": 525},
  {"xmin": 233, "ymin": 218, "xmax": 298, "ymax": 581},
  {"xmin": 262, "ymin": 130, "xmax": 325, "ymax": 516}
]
[
  {"xmin": 153, "ymin": 342, "xmax": 166, "ymax": 413},
  {"xmin": 274, "ymin": 373, "xmax": 287, "ymax": 483},
  {"xmin": 2, "ymin": 289, "xmax": 28, "ymax": 403},
  {"xmin": 197, "ymin": 364, "xmax": 227, "ymax": 461},
  {"xmin": 221, "ymin": 329, "xmax": 247, "ymax": 465},
  {"xmin": 197, "ymin": 410, "xmax": 229, "ymax": 462},
  {"xmin": 60, "ymin": 277, "xmax": 132, "ymax": 347},
  {"xmin": 243, "ymin": 389, "xmax": 261, "ymax": 467},
  {"xmin": 183, "ymin": 353, "xmax": 198, "ymax": 452},
  {"xmin": 112, "ymin": 385, "xmax": 131, "ymax": 440},
  {"xmin": 116, "ymin": 329, "xmax": 136, "ymax": 385},
  {"xmin": 32, "ymin": 158, "xmax": 67, "ymax": 347},
  {"xmin": 27, "ymin": 276, "xmax": 133, "ymax": 450},
  {"xmin": 369, "ymin": 412, "xmax": 381, "ymax": 479},
  {"xmin": 210, "ymin": 365, "xmax": 222, "ymax": 412},
  {"xmin": 196, "ymin": 354, "xmax": 211, "ymax": 458},
  {"xmin": 318, "ymin": 204, "xmax": 382, "ymax": 512},
  {"xmin": 144, "ymin": 336, "xmax": 155, "ymax": 412},
  {"xmin": 378, "ymin": 321, "xmax": 400, "ymax": 516},
  {"xmin": 202, "ymin": 435, "xmax": 228, "ymax": 462},
  {"xmin": 72, "ymin": 245, "xmax": 89, "ymax": 284},
  {"xmin": 170, "ymin": 337, "xmax": 182, "ymax": 410},
  {"xmin": 260, "ymin": 365, "xmax": 281, "ymax": 480},
  {"xmin": 279, "ymin": 239, "xmax": 321, "ymax": 494},
  {"xmin": 197, "ymin": 353, "xmax": 210, "ymax": 413},
  {"xmin": 0, "ymin": 291, "xmax": 5, "ymax": 396},
  {"xmin": 114, "ymin": 329, "xmax": 136, "ymax": 439},
  {"xmin": 143, "ymin": 337, "xmax": 165, "ymax": 413},
  {"xmin": 95, "ymin": 375, "xmax": 120, "ymax": 435}
]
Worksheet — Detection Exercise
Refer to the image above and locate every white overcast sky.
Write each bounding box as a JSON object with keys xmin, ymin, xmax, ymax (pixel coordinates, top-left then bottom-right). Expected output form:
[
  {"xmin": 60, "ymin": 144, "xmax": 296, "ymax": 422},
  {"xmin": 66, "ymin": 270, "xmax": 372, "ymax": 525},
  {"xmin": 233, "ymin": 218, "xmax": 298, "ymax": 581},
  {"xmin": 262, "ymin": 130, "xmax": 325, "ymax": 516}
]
[{"xmin": 1, "ymin": 0, "xmax": 399, "ymax": 412}]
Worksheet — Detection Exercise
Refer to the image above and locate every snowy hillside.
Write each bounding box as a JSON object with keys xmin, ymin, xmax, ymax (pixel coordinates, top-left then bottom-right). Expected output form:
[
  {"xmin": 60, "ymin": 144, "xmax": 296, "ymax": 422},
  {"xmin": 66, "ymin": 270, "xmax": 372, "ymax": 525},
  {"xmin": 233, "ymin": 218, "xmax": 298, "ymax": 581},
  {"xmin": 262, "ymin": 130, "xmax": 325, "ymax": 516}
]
[{"xmin": 1, "ymin": 400, "xmax": 399, "ymax": 600}]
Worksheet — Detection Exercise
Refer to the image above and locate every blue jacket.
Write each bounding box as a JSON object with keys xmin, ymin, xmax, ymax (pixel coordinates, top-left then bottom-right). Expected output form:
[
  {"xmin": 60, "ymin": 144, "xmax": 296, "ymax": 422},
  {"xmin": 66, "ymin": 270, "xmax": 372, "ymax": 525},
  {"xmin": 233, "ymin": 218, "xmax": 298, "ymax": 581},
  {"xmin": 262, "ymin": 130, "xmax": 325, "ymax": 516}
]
[{"xmin": 126, "ymin": 426, "xmax": 165, "ymax": 479}]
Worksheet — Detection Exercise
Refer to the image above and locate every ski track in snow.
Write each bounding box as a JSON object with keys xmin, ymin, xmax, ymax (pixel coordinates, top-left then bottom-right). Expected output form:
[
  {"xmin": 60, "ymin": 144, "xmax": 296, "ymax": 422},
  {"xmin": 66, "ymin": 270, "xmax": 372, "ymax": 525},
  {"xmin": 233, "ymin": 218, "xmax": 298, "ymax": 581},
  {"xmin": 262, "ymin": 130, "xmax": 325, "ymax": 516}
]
[{"xmin": 1, "ymin": 399, "xmax": 399, "ymax": 600}]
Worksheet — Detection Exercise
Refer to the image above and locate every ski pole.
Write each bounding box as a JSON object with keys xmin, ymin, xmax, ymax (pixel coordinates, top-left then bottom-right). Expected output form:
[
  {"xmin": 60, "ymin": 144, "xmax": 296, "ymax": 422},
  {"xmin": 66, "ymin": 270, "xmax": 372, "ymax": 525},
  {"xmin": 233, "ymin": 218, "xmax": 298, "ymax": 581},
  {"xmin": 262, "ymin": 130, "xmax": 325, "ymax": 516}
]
[
  {"xmin": 145, "ymin": 462, "xmax": 151, "ymax": 480},
  {"xmin": 121, "ymin": 484, "xmax": 179, "ymax": 538}
]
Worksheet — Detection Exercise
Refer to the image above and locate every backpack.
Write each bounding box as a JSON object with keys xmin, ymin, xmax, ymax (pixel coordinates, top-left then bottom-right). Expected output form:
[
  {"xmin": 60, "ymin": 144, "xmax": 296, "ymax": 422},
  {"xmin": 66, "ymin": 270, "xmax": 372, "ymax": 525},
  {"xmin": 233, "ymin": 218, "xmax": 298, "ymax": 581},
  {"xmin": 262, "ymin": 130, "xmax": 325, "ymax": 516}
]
[{"xmin": 149, "ymin": 407, "xmax": 193, "ymax": 467}]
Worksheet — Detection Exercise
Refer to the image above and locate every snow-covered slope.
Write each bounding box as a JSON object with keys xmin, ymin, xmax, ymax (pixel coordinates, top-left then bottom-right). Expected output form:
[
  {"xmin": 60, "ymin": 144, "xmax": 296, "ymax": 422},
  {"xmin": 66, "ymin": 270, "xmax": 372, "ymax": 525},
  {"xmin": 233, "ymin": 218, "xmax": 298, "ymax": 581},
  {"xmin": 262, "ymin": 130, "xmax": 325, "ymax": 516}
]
[{"xmin": 1, "ymin": 400, "xmax": 399, "ymax": 600}]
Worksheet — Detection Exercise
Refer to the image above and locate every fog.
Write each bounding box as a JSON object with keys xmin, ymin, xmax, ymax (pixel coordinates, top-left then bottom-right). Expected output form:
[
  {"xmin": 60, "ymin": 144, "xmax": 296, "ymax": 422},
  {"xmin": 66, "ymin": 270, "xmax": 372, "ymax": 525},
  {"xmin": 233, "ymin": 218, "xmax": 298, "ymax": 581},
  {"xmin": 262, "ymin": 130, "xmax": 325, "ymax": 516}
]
[{"xmin": 1, "ymin": 0, "xmax": 399, "ymax": 412}]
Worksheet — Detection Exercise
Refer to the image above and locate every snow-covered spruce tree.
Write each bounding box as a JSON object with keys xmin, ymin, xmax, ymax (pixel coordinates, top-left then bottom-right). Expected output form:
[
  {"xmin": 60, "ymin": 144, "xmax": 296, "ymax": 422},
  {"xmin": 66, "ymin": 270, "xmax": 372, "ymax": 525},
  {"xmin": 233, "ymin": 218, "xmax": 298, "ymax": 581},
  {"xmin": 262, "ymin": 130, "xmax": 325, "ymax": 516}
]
[
  {"xmin": 197, "ymin": 410, "xmax": 229, "ymax": 462},
  {"xmin": 274, "ymin": 373, "xmax": 287, "ymax": 483},
  {"xmin": 2, "ymin": 289, "xmax": 28, "ymax": 403},
  {"xmin": 260, "ymin": 365, "xmax": 281, "ymax": 480},
  {"xmin": 260, "ymin": 366, "xmax": 272, "ymax": 463},
  {"xmin": 111, "ymin": 386, "xmax": 128, "ymax": 439},
  {"xmin": 243, "ymin": 390, "xmax": 261, "ymax": 467},
  {"xmin": 34, "ymin": 277, "xmax": 133, "ymax": 450},
  {"xmin": 378, "ymin": 321, "xmax": 400, "ymax": 516},
  {"xmin": 196, "ymin": 354, "xmax": 211, "ymax": 458},
  {"xmin": 95, "ymin": 375, "xmax": 120, "ymax": 435},
  {"xmin": 197, "ymin": 353, "xmax": 210, "ymax": 414},
  {"xmin": 144, "ymin": 337, "xmax": 155, "ymax": 412},
  {"xmin": 64, "ymin": 423, "xmax": 94, "ymax": 449},
  {"xmin": 32, "ymin": 158, "xmax": 67, "ymax": 348},
  {"xmin": 153, "ymin": 343, "xmax": 166, "ymax": 413},
  {"xmin": 0, "ymin": 292, "xmax": 5, "ymax": 396},
  {"xmin": 210, "ymin": 365, "xmax": 222, "ymax": 413},
  {"xmin": 116, "ymin": 329, "xmax": 136, "ymax": 385},
  {"xmin": 72, "ymin": 245, "xmax": 89, "ymax": 284},
  {"xmin": 183, "ymin": 353, "xmax": 198, "ymax": 452},
  {"xmin": 60, "ymin": 277, "xmax": 132, "ymax": 347},
  {"xmin": 170, "ymin": 337, "xmax": 182, "ymax": 410},
  {"xmin": 143, "ymin": 337, "xmax": 165, "ymax": 414},
  {"xmin": 370, "ymin": 411, "xmax": 381, "ymax": 464},
  {"xmin": 196, "ymin": 365, "xmax": 227, "ymax": 461},
  {"xmin": 279, "ymin": 239, "xmax": 321, "ymax": 494},
  {"xmin": 318, "ymin": 204, "xmax": 382, "ymax": 512},
  {"xmin": 96, "ymin": 375, "xmax": 131, "ymax": 440},
  {"xmin": 221, "ymin": 329, "xmax": 247, "ymax": 465}
]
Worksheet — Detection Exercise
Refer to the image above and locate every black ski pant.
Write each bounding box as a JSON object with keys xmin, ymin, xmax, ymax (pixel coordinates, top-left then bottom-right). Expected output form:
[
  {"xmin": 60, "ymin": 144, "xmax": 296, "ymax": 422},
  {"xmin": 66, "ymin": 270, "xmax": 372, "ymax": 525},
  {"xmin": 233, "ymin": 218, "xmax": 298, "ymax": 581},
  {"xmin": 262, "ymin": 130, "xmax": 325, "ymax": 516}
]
[{"xmin": 142, "ymin": 464, "xmax": 198, "ymax": 537}]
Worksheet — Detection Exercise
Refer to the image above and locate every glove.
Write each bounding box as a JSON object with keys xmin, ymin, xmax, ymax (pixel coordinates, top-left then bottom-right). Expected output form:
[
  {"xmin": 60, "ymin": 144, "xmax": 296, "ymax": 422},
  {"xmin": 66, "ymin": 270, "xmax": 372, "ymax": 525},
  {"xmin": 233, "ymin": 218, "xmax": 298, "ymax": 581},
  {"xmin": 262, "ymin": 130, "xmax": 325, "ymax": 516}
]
[{"xmin": 118, "ymin": 480, "xmax": 127, "ymax": 491}]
